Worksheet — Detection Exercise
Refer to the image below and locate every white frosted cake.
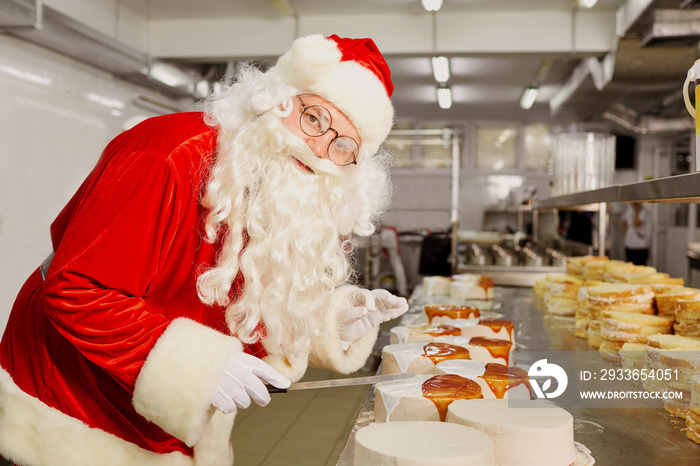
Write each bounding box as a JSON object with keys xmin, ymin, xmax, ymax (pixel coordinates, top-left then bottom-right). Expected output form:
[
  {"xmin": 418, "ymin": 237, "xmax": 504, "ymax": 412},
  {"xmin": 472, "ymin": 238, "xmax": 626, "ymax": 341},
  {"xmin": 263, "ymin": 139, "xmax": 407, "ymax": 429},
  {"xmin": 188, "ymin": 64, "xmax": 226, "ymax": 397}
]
[
  {"xmin": 450, "ymin": 276, "xmax": 494, "ymax": 300},
  {"xmin": 390, "ymin": 323, "xmax": 463, "ymax": 344},
  {"xmin": 391, "ymin": 319, "xmax": 515, "ymax": 347},
  {"xmin": 374, "ymin": 374, "xmax": 483, "ymax": 423},
  {"xmin": 423, "ymin": 276, "xmax": 453, "ymax": 296},
  {"xmin": 424, "ymin": 304, "xmax": 481, "ymax": 323},
  {"xmin": 458, "ymin": 318, "xmax": 515, "ymax": 345},
  {"xmin": 447, "ymin": 399, "xmax": 575, "ymax": 466},
  {"xmin": 354, "ymin": 421, "xmax": 495, "ymax": 466},
  {"xmin": 384, "ymin": 335, "xmax": 512, "ymax": 368},
  {"xmin": 381, "ymin": 341, "xmax": 472, "ymax": 375},
  {"xmin": 435, "ymin": 360, "xmax": 531, "ymax": 400}
]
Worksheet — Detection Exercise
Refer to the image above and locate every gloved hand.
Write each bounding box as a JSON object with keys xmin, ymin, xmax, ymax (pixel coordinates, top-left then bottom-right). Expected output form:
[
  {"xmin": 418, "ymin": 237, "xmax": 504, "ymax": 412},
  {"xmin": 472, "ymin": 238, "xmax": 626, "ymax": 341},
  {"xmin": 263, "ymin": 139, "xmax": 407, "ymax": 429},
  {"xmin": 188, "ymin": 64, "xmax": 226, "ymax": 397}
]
[
  {"xmin": 337, "ymin": 289, "xmax": 383, "ymax": 350},
  {"xmin": 212, "ymin": 352, "xmax": 291, "ymax": 414},
  {"xmin": 371, "ymin": 289, "xmax": 409, "ymax": 321}
]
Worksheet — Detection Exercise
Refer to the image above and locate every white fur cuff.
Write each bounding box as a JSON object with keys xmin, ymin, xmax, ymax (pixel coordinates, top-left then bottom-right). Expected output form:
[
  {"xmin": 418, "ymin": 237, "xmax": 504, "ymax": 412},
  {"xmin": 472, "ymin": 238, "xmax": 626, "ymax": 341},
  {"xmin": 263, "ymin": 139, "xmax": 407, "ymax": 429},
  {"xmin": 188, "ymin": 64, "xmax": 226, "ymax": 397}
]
[
  {"xmin": 133, "ymin": 318, "xmax": 242, "ymax": 446},
  {"xmin": 308, "ymin": 285, "xmax": 379, "ymax": 374}
]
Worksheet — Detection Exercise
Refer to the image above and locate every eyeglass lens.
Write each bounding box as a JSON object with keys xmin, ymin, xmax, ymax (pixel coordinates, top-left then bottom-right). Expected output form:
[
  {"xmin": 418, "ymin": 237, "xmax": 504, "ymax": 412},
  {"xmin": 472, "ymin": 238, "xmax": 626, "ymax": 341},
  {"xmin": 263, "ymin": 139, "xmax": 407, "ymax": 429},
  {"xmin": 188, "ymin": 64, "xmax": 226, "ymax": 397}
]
[{"xmin": 299, "ymin": 101, "xmax": 358, "ymax": 166}]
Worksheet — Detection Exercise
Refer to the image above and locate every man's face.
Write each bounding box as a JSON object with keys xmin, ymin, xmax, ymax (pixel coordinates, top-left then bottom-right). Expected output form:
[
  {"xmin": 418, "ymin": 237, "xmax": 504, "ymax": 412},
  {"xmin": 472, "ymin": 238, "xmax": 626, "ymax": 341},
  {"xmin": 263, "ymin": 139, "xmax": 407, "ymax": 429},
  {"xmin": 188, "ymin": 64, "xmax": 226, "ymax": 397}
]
[{"xmin": 280, "ymin": 94, "xmax": 361, "ymax": 170}]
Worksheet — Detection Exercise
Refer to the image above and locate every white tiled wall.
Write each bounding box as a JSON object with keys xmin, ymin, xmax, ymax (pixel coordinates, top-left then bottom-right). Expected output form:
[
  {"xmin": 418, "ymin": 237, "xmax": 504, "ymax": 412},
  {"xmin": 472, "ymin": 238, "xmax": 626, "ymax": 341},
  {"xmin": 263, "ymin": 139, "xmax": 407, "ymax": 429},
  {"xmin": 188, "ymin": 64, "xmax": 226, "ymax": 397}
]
[{"xmin": 0, "ymin": 34, "xmax": 187, "ymax": 331}]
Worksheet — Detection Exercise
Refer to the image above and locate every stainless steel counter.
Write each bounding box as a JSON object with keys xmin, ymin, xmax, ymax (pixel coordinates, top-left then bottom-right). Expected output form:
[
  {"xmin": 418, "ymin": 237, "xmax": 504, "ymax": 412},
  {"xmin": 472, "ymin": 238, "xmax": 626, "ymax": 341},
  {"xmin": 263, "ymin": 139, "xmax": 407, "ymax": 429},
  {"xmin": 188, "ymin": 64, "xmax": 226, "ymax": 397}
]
[{"xmin": 336, "ymin": 286, "xmax": 700, "ymax": 466}]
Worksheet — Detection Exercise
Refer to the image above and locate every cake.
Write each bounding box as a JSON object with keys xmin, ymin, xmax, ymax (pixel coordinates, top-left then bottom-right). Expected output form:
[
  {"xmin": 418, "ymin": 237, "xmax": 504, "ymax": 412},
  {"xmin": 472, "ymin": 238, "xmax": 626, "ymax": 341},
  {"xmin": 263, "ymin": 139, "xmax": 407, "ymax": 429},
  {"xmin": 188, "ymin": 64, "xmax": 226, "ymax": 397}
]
[
  {"xmin": 599, "ymin": 310, "xmax": 674, "ymax": 361},
  {"xmin": 424, "ymin": 304, "xmax": 480, "ymax": 323},
  {"xmin": 687, "ymin": 374, "xmax": 700, "ymax": 444},
  {"xmin": 450, "ymin": 276, "xmax": 494, "ymax": 301},
  {"xmin": 644, "ymin": 334, "xmax": 700, "ymax": 417},
  {"xmin": 458, "ymin": 318, "xmax": 515, "ymax": 345},
  {"xmin": 654, "ymin": 287, "xmax": 700, "ymax": 317},
  {"xmin": 626, "ymin": 272, "xmax": 684, "ymax": 286},
  {"xmin": 435, "ymin": 359, "xmax": 531, "ymax": 400},
  {"xmin": 353, "ymin": 421, "xmax": 495, "ymax": 466},
  {"xmin": 382, "ymin": 336, "xmax": 512, "ymax": 374},
  {"xmin": 381, "ymin": 341, "xmax": 472, "ymax": 375},
  {"xmin": 620, "ymin": 342, "xmax": 646, "ymax": 371},
  {"xmin": 423, "ymin": 276, "xmax": 453, "ymax": 296},
  {"xmin": 565, "ymin": 255, "xmax": 608, "ymax": 277},
  {"xmin": 390, "ymin": 323, "xmax": 463, "ymax": 345},
  {"xmin": 672, "ymin": 295, "xmax": 700, "ymax": 337},
  {"xmin": 374, "ymin": 374, "xmax": 483, "ymax": 422},
  {"xmin": 447, "ymin": 399, "xmax": 575, "ymax": 466}
]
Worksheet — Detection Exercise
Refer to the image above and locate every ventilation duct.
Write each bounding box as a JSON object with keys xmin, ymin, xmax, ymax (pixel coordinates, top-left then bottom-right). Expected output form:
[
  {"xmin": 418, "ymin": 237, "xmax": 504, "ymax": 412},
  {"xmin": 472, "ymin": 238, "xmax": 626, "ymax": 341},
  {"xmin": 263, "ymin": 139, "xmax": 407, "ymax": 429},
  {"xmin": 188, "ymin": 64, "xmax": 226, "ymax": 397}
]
[
  {"xmin": 640, "ymin": 8, "xmax": 700, "ymax": 47},
  {"xmin": 0, "ymin": 0, "xmax": 203, "ymax": 99}
]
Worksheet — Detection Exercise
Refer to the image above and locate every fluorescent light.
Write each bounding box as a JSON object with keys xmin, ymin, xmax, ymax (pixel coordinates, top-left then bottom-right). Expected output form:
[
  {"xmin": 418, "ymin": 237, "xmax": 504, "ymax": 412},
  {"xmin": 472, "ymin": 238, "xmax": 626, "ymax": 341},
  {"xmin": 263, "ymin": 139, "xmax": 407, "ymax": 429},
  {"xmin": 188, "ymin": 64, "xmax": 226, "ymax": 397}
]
[
  {"xmin": 422, "ymin": 0, "xmax": 443, "ymax": 12},
  {"xmin": 431, "ymin": 56, "xmax": 450, "ymax": 83},
  {"xmin": 437, "ymin": 87, "xmax": 452, "ymax": 109},
  {"xmin": 519, "ymin": 87, "xmax": 539, "ymax": 110},
  {"xmin": 577, "ymin": 0, "xmax": 598, "ymax": 8}
]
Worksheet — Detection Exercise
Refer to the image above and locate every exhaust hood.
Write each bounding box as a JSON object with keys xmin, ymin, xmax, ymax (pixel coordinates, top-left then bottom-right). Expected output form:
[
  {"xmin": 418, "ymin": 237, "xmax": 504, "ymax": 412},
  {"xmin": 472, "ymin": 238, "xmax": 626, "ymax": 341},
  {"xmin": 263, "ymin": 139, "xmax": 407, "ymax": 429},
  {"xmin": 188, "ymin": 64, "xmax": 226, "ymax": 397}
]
[{"xmin": 0, "ymin": 0, "xmax": 203, "ymax": 99}]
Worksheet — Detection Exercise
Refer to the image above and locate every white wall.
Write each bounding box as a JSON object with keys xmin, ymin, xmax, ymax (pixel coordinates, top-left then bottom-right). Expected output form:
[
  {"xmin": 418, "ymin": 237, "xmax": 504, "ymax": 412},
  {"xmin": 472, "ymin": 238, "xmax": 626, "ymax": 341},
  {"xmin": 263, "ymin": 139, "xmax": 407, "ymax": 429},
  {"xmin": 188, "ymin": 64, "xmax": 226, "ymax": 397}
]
[{"xmin": 0, "ymin": 34, "xmax": 186, "ymax": 331}]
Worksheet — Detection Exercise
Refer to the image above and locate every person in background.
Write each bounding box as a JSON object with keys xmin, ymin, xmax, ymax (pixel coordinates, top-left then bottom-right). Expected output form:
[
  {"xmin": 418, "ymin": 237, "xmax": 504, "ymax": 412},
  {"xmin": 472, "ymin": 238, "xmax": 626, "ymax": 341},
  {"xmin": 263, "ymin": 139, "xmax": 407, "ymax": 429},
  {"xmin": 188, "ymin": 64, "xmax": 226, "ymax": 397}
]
[
  {"xmin": 622, "ymin": 201, "xmax": 650, "ymax": 265},
  {"xmin": 0, "ymin": 34, "xmax": 407, "ymax": 466}
]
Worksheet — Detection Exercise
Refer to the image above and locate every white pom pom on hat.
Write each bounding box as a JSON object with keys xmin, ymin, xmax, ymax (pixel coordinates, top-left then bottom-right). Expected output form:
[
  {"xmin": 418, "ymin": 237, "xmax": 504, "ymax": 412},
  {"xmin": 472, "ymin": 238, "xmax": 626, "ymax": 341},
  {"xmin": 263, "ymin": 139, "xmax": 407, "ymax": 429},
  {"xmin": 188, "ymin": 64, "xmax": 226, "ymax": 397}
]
[{"xmin": 272, "ymin": 34, "xmax": 395, "ymax": 157}]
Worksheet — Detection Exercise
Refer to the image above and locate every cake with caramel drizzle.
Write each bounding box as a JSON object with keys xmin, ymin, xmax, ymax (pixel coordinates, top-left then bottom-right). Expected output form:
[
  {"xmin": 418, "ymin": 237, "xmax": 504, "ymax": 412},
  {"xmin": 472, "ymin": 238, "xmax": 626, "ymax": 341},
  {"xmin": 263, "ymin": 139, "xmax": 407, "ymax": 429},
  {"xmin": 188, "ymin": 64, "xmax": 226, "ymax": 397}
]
[
  {"xmin": 424, "ymin": 304, "xmax": 480, "ymax": 323},
  {"xmin": 374, "ymin": 374, "xmax": 484, "ymax": 422},
  {"xmin": 436, "ymin": 359, "xmax": 532, "ymax": 400},
  {"xmin": 383, "ymin": 335, "xmax": 512, "ymax": 374}
]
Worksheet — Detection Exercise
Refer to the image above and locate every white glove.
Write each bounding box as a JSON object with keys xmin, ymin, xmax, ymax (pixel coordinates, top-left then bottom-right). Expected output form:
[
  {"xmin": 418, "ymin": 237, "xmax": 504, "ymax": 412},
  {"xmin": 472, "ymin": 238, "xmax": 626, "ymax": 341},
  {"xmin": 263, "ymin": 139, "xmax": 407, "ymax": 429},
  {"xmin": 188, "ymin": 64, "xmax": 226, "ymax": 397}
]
[
  {"xmin": 371, "ymin": 289, "xmax": 409, "ymax": 321},
  {"xmin": 337, "ymin": 289, "xmax": 382, "ymax": 350},
  {"xmin": 212, "ymin": 352, "xmax": 291, "ymax": 414}
]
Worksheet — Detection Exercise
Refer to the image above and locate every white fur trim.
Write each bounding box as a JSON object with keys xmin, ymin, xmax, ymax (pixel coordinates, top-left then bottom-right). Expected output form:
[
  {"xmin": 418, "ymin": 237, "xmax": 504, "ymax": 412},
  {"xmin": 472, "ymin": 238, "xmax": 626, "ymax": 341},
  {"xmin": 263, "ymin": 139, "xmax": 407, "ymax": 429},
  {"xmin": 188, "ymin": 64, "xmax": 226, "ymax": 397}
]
[
  {"xmin": 0, "ymin": 368, "xmax": 193, "ymax": 466},
  {"xmin": 263, "ymin": 353, "xmax": 309, "ymax": 383},
  {"xmin": 273, "ymin": 35, "xmax": 394, "ymax": 157},
  {"xmin": 133, "ymin": 318, "xmax": 242, "ymax": 447},
  {"xmin": 307, "ymin": 285, "xmax": 379, "ymax": 374}
]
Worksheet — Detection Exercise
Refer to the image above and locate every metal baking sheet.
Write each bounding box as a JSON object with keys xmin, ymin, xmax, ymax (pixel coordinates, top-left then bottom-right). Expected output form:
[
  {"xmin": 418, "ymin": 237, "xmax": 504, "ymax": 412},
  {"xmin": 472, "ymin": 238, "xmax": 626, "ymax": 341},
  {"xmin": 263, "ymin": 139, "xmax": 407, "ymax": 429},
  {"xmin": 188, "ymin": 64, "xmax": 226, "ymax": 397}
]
[{"xmin": 336, "ymin": 287, "xmax": 700, "ymax": 466}]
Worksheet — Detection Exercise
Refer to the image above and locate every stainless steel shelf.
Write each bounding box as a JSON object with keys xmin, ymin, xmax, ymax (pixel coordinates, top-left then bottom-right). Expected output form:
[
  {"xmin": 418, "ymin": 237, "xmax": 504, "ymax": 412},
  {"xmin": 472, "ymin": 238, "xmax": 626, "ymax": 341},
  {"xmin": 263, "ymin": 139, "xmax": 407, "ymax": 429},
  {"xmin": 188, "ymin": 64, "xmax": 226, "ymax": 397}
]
[{"xmin": 533, "ymin": 172, "xmax": 700, "ymax": 210}]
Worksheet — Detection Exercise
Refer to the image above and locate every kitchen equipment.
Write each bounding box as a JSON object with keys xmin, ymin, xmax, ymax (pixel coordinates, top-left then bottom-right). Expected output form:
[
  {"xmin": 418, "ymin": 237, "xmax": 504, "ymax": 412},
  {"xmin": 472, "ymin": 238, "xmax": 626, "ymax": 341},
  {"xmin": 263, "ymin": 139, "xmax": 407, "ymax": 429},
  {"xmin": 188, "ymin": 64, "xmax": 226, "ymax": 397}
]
[
  {"xmin": 683, "ymin": 58, "xmax": 700, "ymax": 166},
  {"xmin": 267, "ymin": 372, "xmax": 415, "ymax": 393}
]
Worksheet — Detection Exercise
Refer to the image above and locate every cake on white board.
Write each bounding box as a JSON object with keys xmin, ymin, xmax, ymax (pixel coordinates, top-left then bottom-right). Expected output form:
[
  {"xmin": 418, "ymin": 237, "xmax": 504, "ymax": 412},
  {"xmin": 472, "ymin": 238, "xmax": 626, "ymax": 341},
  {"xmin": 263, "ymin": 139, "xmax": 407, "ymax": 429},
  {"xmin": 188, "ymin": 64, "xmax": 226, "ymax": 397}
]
[
  {"xmin": 450, "ymin": 276, "xmax": 494, "ymax": 301},
  {"xmin": 353, "ymin": 421, "xmax": 496, "ymax": 466},
  {"xmin": 423, "ymin": 276, "xmax": 453, "ymax": 296},
  {"xmin": 447, "ymin": 399, "xmax": 576, "ymax": 466},
  {"xmin": 374, "ymin": 374, "xmax": 484, "ymax": 423},
  {"xmin": 424, "ymin": 304, "xmax": 480, "ymax": 323},
  {"xmin": 382, "ymin": 336, "xmax": 512, "ymax": 374},
  {"xmin": 381, "ymin": 341, "xmax": 472, "ymax": 375},
  {"xmin": 435, "ymin": 359, "xmax": 531, "ymax": 400},
  {"xmin": 391, "ymin": 318, "xmax": 515, "ymax": 347}
]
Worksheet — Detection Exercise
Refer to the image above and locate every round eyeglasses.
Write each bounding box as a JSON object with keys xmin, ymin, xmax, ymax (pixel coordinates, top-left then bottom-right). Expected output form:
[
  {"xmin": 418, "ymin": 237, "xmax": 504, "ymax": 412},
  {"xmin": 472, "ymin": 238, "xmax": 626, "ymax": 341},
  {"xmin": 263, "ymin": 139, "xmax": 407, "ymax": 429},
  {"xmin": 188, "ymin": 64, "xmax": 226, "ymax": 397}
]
[{"xmin": 297, "ymin": 97, "xmax": 359, "ymax": 166}]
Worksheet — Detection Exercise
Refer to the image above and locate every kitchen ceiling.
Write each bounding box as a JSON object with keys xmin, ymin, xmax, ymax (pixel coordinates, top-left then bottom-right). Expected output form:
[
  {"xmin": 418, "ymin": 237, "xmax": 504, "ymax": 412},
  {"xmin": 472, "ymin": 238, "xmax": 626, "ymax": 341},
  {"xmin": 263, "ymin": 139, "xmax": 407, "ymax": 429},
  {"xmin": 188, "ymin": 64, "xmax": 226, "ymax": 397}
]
[{"xmin": 15, "ymin": 0, "xmax": 700, "ymax": 131}]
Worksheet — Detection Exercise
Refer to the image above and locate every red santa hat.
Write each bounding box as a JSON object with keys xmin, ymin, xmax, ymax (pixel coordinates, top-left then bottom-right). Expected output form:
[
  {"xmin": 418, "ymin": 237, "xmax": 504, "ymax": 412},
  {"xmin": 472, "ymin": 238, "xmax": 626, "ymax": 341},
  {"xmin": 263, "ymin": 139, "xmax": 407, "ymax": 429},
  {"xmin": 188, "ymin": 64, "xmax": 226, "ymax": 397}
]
[{"xmin": 272, "ymin": 34, "xmax": 395, "ymax": 157}]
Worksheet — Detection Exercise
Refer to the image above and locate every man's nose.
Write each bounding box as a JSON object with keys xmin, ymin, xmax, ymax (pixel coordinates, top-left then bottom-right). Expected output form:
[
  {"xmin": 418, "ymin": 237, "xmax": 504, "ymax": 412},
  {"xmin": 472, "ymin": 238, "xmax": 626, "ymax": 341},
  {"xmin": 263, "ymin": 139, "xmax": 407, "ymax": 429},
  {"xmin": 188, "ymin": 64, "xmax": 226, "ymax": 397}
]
[{"xmin": 305, "ymin": 132, "xmax": 334, "ymax": 159}]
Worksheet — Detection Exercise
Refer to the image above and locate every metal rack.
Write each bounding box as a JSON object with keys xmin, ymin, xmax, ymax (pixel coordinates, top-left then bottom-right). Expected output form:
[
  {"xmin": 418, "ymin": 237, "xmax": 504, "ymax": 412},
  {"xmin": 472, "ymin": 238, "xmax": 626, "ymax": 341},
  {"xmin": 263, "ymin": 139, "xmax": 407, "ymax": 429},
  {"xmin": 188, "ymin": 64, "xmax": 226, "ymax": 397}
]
[{"xmin": 532, "ymin": 172, "xmax": 700, "ymax": 257}]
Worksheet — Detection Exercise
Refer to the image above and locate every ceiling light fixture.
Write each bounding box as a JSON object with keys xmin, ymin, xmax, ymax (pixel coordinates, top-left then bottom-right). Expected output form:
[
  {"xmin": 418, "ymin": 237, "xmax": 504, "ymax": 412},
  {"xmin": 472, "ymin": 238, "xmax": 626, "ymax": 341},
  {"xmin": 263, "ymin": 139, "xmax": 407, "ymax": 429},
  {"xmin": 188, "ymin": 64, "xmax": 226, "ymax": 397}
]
[
  {"xmin": 431, "ymin": 56, "xmax": 450, "ymax": 83},
  {"xmin": 422, "ymin": 0, "xmax": 443, "ymax": 12},
  {"xmin": 437, "ymin": 86, "xmax": 452, "ymax": 109},
  {"xmin": 519, "ymin": 87, "xmax": 539, "ymax": 110},
  {"xmin": 576, "ymin": 0, "xmax": 598, "ymax": 8}
]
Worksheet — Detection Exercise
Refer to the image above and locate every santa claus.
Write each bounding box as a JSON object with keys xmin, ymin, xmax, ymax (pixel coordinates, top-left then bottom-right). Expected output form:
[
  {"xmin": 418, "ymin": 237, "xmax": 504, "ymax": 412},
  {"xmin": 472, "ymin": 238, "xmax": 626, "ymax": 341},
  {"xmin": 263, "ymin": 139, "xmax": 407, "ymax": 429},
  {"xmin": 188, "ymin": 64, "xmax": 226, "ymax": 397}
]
[{"xmin": 0, "ymin": 34, "xmax": 407, "ymax": 465}]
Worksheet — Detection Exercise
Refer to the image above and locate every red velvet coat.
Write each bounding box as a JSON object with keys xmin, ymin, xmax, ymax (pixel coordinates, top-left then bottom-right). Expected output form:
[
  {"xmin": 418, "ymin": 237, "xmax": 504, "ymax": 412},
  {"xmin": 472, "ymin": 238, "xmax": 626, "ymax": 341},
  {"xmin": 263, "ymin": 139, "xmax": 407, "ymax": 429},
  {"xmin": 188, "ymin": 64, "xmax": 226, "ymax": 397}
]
[{"xmin": 0, "ymin": 112, "xmax": 378, "ymax": 466}]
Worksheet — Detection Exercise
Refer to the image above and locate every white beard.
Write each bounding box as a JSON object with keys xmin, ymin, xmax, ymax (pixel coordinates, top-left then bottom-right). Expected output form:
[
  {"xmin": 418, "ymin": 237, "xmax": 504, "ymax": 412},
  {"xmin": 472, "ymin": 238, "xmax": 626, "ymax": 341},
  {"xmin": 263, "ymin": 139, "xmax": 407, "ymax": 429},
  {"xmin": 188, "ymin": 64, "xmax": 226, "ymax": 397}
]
[{"xmin": 197, "ymin": 111, "xmax": 391, "ymax": 356}]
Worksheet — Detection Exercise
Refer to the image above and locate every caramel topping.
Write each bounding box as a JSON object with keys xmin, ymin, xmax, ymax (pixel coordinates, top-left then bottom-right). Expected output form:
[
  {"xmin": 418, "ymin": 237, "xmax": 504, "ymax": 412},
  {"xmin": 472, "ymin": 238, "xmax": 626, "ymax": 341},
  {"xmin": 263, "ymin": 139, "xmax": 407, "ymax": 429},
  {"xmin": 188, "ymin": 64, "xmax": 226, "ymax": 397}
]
[
  {"xmin": 469, "ymin": 337, "xmax": 512, "ymax": 364},
  {"xmin": 413, "ymin": 323, "xmax": 462, "ymax": 337},
  {"xmin": 422, "ymin": 374, "xmax": 483, "ymax": 421},
  {"xmin": 424, "ymin": 305, "xmax": 481, "ymax": 323},
  {"xmin": 477, "ymin": 276, "xmax": 494, "ymax": 298},
  {"xmin": 421, "ymin": 342, "xmax": 471, "ymax": 365},
  {"xmin": 478, "ymin": 318, "xmax": 514, "ymax": 338},
  {"xmin": 480, "ymin": 363, "xmax": 531, "ymax": 399}
]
